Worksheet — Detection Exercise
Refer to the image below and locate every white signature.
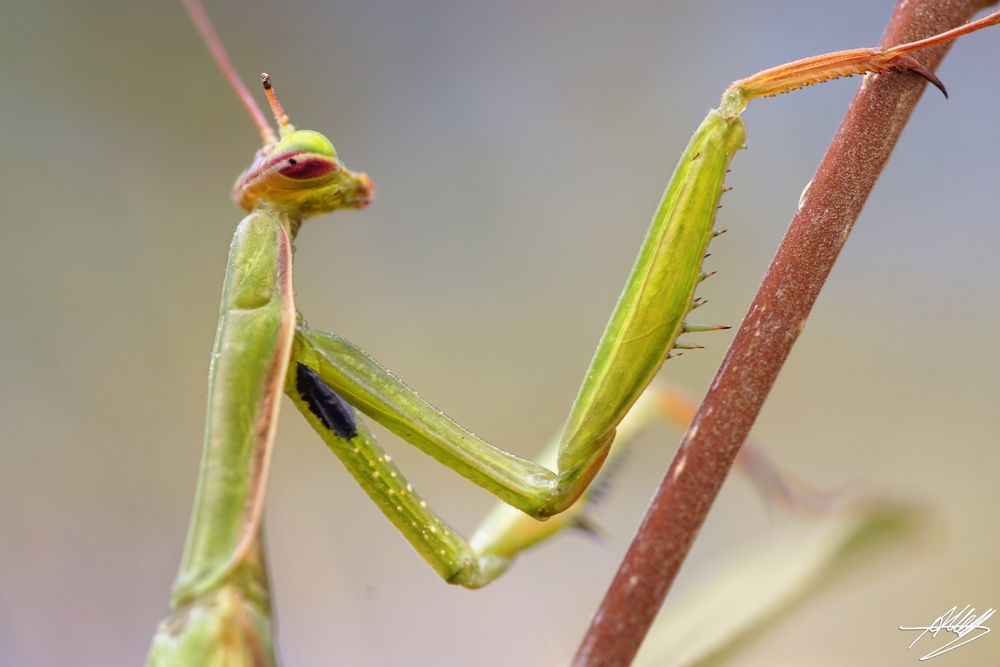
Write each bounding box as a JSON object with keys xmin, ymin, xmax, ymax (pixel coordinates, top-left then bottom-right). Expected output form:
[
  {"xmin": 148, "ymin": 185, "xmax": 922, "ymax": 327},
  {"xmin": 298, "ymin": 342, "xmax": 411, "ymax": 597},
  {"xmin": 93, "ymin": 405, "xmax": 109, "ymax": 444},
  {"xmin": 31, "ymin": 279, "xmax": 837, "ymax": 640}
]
[{"xmin": 899, "ymin": 604, "xmax": 994, "ymax": 661}]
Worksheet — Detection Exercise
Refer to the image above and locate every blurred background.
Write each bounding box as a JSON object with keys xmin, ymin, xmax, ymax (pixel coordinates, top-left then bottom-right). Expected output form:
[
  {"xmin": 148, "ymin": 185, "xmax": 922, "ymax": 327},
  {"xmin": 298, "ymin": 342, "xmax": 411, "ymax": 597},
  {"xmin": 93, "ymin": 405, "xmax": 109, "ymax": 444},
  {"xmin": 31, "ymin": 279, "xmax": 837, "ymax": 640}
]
[{"xmin": 2, "ymin": 1, "xmax": 998, "ymax": 665}]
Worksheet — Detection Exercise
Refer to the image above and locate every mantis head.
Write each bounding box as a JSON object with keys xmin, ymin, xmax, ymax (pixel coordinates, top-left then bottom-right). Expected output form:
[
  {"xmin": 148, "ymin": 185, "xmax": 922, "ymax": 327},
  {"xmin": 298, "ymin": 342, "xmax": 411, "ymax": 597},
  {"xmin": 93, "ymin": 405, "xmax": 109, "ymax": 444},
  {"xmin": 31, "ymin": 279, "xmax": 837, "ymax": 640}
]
[{"xmin": 232, "ymin": 74, "xmax": 374, "ymax": 219}]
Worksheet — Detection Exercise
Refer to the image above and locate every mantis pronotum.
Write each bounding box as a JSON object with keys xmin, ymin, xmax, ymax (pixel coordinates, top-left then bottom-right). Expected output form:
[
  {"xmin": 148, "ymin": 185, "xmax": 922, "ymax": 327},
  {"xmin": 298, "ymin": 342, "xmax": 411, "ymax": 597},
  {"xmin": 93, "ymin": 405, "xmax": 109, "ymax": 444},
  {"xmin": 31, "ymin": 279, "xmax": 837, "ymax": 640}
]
[{"xmin": 146, "ymin": 3, "xmax": 1000, "ymax": 664}]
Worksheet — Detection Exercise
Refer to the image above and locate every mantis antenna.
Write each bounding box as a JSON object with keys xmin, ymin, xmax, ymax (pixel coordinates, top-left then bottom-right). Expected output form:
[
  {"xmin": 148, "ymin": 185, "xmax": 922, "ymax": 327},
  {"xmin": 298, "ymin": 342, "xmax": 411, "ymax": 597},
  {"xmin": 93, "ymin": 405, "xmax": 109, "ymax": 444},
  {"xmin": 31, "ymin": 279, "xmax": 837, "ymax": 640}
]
[
  {"xmin": 181, "ymin": 0, "xmax": 278, "ymax": 145},
  {"xmin": 261, "ymin": 73, "xmax": 295, "ymax": 137}
]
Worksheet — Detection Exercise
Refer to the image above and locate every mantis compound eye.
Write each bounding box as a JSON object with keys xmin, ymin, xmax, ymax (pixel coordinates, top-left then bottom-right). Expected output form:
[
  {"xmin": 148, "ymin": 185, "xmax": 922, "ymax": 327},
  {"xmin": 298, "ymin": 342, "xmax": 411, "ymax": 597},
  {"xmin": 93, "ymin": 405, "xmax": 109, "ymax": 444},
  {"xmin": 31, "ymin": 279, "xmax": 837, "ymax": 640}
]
[
  {"xmin": 277, "ymin": 154, "xmax": 339, "ymax": 179},
  {"xmin": 280, "ymin": 129, "xmax": 338, "ymax": 159},
  {"xmin": 270, "ymin": 129, "xmax": 342, "ymax": 179}
]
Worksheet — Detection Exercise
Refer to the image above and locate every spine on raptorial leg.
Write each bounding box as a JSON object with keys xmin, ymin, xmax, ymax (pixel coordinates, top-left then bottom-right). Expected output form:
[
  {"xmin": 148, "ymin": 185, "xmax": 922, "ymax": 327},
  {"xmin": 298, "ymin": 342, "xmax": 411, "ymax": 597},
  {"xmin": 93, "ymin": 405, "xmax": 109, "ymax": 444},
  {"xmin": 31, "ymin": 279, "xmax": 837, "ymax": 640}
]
[{"xmin": 552, "ymin": 110, "xmax": 746, "ymax": 503}]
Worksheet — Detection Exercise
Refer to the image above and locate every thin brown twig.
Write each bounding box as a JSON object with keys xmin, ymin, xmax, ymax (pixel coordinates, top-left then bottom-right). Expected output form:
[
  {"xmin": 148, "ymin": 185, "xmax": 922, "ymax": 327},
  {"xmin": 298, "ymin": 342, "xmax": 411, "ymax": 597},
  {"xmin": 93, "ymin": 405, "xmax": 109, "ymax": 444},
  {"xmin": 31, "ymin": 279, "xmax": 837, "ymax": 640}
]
[{"xmin": 572, "ymin": 1, "xmax": 997, "ymax": 665}]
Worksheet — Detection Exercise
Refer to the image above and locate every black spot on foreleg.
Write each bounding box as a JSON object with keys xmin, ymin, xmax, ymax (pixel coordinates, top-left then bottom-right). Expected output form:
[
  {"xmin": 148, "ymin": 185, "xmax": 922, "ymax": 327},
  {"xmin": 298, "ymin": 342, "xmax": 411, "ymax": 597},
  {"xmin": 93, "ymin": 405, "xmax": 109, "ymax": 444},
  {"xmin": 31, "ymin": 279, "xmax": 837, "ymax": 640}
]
[{"xmin": 296, "ymin": 362, "xmax": 358, "ymax": 440}]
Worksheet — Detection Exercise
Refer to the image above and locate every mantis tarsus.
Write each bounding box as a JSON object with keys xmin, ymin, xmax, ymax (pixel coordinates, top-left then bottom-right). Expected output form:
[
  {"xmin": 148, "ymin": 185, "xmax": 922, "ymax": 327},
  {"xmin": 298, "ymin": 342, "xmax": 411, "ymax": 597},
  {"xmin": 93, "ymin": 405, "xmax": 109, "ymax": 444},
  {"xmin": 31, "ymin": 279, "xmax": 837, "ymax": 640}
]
[{"xmin": 146, "ymin": 3, "xmax": 1000, "ymax": 664}]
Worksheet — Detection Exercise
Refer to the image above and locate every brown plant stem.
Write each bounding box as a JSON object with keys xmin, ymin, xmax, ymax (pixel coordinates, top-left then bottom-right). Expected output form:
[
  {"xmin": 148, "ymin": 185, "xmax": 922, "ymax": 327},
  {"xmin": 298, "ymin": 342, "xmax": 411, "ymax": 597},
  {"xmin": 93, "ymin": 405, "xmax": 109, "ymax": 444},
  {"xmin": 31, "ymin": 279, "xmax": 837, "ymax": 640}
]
[{"xmin": 572, "ymin": 1, "xmax": 996, "ymax": 665}]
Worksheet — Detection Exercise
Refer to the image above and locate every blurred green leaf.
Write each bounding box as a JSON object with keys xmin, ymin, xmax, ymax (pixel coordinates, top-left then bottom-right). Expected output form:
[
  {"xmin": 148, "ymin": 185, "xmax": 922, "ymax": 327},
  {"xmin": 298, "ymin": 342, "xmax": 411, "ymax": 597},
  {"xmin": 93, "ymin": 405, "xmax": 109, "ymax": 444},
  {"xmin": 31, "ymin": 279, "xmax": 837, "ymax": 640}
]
[{"xmin": 634, "ymin": 501, "xmax": 917, "ymax": 667}]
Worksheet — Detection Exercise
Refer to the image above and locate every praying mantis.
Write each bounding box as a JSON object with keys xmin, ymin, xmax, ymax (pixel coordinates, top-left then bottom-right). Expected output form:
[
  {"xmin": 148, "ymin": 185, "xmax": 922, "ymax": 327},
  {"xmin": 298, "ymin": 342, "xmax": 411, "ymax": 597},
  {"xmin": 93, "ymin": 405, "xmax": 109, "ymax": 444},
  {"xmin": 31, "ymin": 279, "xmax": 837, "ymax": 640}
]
[{"xmin": 145, "ymin": 2, "xmax": 1000, "ymax": 665}]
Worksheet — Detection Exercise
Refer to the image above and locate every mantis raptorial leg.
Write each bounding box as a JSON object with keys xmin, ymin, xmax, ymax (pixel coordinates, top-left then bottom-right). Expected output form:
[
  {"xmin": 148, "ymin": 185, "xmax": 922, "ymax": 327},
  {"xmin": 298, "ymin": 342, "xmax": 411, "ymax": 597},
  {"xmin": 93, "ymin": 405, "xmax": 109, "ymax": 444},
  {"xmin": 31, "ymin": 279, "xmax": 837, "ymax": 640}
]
[{"xmin": 147, "ymin": 2, "xmax": 1000, "ymax": 664}]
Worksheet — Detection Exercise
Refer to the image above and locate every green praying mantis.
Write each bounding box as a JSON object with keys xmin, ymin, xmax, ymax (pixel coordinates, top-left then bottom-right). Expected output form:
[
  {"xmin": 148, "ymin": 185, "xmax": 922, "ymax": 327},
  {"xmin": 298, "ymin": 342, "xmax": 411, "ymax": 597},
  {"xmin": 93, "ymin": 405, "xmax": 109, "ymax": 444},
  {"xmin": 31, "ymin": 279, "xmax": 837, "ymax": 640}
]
[{"xmin": 146, "ymin": 2, "xmax": 1000, "ymax": 665}]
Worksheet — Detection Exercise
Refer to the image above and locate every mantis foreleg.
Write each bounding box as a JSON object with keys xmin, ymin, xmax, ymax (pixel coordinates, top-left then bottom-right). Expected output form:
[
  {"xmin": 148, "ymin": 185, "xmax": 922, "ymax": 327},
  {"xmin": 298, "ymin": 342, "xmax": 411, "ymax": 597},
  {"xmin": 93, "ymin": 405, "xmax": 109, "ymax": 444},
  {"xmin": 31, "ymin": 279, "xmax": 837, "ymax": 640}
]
[{"xmin": 295, "ymin": 110, "xmax": 744, "ymax": 523}]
